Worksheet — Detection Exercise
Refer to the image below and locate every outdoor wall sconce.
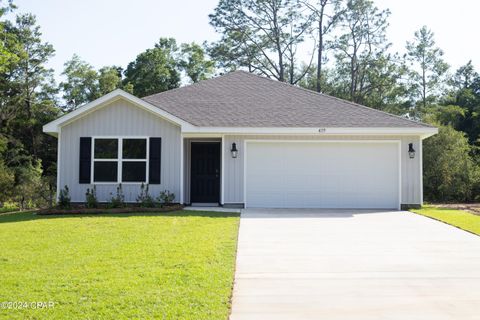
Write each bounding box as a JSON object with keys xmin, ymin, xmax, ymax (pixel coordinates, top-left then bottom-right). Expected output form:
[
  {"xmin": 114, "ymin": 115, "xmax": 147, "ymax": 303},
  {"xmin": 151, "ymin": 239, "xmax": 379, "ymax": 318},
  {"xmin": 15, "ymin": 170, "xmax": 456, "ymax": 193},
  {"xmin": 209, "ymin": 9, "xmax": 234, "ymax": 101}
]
[
  {"xmin": 408, "ymin": 143, "xmax": 416, "ymax": 159},
  {"xmin": 231, "ymin": 143, "xmax": 238, "ymax": 158}
]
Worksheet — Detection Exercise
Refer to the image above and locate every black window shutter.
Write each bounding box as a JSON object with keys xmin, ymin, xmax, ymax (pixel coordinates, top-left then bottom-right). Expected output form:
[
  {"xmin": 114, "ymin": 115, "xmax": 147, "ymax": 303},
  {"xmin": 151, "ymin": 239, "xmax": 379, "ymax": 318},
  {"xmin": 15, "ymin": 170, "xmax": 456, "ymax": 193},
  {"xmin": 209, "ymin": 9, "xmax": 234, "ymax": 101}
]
[
  {"xmin": 149, "ymin": 138, "xmax": 161, "ymax": 184},
  {"xmin": 79, "ymin": 137, "xmax": 91, "ymax": 184}
]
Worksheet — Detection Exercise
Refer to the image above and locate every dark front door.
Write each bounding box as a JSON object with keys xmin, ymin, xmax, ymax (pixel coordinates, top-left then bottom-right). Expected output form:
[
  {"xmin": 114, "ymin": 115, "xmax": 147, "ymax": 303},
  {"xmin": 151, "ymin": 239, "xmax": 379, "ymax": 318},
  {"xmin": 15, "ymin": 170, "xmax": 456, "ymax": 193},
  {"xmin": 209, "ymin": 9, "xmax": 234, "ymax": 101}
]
[{"xmin": 190, "ymin": 142, "xmax": 221, "ymax": 203}]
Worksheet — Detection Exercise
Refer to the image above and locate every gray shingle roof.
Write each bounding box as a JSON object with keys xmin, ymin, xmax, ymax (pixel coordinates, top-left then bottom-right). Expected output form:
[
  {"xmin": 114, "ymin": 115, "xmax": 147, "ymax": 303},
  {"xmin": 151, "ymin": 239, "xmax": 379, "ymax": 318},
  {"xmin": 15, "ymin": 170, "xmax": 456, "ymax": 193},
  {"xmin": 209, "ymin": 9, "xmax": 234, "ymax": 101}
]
[{"xmin": 142, "ymin": 71, "xmax": 432, "ymax": 128}]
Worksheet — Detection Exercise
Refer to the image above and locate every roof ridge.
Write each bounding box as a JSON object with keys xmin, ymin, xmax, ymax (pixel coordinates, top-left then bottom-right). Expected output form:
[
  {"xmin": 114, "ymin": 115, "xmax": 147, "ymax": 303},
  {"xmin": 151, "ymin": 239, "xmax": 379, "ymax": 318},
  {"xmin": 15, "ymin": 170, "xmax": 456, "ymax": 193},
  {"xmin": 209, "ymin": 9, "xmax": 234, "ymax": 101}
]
[{"xmin": 235, "ymin": 70, "xmax": 433, "ymax": 128}]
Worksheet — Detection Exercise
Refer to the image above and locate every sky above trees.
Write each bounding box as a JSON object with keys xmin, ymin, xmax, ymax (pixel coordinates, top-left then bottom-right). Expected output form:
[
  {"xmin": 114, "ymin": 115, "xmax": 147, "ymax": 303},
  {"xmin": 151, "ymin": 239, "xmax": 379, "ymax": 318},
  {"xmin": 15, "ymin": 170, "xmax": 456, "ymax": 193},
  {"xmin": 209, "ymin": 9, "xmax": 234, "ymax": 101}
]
[{"xmin": 9, "ymin": 0, "xmax": 480, "ymax": 82}]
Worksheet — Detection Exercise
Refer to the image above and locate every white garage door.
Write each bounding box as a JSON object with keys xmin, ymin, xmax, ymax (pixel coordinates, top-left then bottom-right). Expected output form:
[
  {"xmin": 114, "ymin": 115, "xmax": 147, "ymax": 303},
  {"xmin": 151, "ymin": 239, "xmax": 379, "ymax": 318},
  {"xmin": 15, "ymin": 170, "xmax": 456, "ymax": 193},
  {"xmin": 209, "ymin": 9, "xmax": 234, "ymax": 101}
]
[{"xmin": 245, "ymin": 141, "xmax": 400, "ymax": 209}]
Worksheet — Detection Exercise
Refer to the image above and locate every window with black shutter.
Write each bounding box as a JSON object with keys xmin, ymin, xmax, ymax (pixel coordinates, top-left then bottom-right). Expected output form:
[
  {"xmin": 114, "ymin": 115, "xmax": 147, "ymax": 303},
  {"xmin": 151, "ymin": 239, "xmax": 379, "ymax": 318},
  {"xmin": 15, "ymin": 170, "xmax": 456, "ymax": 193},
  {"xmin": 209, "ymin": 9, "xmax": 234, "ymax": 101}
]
[
  {"xmin": 79, "ymin": 137, "xmax": 91, "ymax": 184},
  {"xmin": 85, "ymin": 137, "xmax": 151, "ymax": 184},
  {"xmin": 149, "ymin": 138, "xmax": 161, "ymax": 184}
]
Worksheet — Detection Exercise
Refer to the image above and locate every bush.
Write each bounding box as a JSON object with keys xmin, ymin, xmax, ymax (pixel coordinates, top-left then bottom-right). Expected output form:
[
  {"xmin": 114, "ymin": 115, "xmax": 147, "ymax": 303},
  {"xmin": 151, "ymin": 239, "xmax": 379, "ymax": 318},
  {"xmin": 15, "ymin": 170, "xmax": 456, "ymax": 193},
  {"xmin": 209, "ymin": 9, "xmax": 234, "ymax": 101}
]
[
  {"xmin": 14, "ymin": 160, "xmax": 43, "ymax": 210},
  {"xmin": 136, "ymin": 183, "xmax": 156, "ymax": 207},
  {"xmin": 85, "ymin": 185, "xmax": 98, "ymax": 208},
  {"xmin": 423, "ymin": 125, "xmax": 480, "ymax": 202},
  {"xmin": 58, "ymin": 185, "xmax": 71, "ymax": 209},
  {"xmin": 158, "ymin": 190, "xmax": 175, "ymax": 205},
  {"xmin": 108, "ymin": 184, "xmax": 125, "ymax": 208},
  {"xmin": 0, "ymin": 201, "xmax": 19, "ymax": 213}
]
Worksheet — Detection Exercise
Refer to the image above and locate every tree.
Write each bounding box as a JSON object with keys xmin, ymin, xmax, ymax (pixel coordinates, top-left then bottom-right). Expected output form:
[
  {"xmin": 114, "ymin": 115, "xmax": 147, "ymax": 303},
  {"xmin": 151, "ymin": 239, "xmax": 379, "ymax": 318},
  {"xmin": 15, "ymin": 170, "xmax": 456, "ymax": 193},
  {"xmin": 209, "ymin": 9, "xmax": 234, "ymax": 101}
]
[
  {"xmin": 207, "ymin": 32, "xmax": 261, "ymax": 72},
  {"xmin": 0, "ymin": 8, "xmax": 60, "ymax": 209},
  {"xmin": 98, "ymin": 66, "xmax": 123, "ymax": 94},
  {"xmin": 0, "ymin": 1, "xmax": 17, "ymax": 73},
  {"xmin": 209, "ymin": 0, "xmax": 313, "ymax": 83},
  {"xmin": 60, "ymin": 54, "xmax": 99, "ymax": 111},
  {"xmin": 60, "ymin": 56, "xmax": 129, "ymax": 111},
  {"xmin": 328, "ymin": 0, "xmax": 391, "ymax": 103},
  {"xmin": 0, "ymin": 136, "xmax": 14, "ymax": 205},
  {"xmin": 301, "ymin": 0, "xmax": 342, "ymax": 92},
  {"xmin": 405, "ymin": 26, "xmax": 449, "ymax": 112},
  {"xmin": 5, "ymin": 13, "xmax": 57, "ymax": 157},
  {"xmin": 123, "ymin": 38, "xmax": 181, "ymax": 97},
  {"xmin": 423, "ymin": 125, "xmax": 479, "ymax": 202},
  {"xmin": 432, "ymin": 61, "xmax": 480, "ymax": 156},
  {"xmin": 179, "ymin": 43, "xmax": 215, "ymax": 83}
]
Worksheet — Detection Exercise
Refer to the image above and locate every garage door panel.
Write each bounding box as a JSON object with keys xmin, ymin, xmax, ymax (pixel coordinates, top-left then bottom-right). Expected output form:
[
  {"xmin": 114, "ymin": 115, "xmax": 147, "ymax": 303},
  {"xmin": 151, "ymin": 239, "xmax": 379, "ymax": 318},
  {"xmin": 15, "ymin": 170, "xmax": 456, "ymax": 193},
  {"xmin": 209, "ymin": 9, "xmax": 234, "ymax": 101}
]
[{"xmin": 245, "ymin": 142, "xmax": 399, "ymax": 209}]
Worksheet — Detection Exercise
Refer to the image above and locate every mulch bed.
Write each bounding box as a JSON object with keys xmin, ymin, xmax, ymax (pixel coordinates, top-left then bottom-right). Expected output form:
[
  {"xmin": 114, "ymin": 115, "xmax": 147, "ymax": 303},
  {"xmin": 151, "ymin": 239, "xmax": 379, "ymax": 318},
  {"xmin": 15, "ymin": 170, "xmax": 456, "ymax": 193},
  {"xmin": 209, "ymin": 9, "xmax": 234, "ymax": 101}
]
[
  {"xmin": 36, "ymin": 204, "xmax": 184, "ymax": 215},
  {"xmin": 433, "ymin": 203, "xmax": 480, "ymax": 216}
]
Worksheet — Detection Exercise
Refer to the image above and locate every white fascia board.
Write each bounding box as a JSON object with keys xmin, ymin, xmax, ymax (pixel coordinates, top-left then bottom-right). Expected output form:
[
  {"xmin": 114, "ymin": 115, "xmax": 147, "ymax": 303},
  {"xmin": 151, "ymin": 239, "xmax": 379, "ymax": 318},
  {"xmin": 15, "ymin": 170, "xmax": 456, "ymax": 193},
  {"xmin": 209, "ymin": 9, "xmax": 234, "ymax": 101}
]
[
  {"xmin": 42, "ymin": 89, "xmax": 195, "ymax": 134},
  {"xmin": 182, "ymin": 126, "xmax": 438, "ymax": 136}
]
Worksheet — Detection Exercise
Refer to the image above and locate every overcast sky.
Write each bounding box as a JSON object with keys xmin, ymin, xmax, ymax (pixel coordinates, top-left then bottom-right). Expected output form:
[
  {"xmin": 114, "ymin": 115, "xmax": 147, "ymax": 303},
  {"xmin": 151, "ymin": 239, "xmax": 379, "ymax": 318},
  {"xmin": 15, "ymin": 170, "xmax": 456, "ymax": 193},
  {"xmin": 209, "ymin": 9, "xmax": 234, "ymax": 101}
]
[{"xmin": 10, "ymin": 0, "xmax": 480, "ymax": 82}]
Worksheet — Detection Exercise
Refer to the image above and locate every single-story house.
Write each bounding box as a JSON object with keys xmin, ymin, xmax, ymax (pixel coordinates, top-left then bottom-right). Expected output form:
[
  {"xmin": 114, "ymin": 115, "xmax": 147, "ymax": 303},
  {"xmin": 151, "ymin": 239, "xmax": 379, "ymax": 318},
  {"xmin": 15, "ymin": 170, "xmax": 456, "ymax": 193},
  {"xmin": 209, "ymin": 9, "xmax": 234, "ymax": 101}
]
[{"xmin": 43, "ymin": 71, "xmax": 437, "ymax": 209}]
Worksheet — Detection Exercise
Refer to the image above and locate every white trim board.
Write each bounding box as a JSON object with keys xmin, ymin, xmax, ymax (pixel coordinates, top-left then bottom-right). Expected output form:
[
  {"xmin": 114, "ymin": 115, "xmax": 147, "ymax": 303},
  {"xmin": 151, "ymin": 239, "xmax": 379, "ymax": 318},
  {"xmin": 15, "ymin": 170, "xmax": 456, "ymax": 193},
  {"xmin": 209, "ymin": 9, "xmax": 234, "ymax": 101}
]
[
  {"xmin": 243, "ymin": 139, "xmax": 402, "ymax": 210},
  {"xmin": 182, "ymin": 127, "xmax": 437, "ymax": 138}
]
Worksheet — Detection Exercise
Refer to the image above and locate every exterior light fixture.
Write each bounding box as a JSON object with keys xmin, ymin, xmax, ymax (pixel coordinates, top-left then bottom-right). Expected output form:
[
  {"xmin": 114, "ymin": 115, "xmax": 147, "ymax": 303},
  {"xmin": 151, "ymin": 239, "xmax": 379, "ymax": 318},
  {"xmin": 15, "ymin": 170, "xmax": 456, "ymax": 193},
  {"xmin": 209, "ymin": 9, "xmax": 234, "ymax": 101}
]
[
  {"xmin": 231, "ymin": 143, "xmax": 238, "ymax": 158},
  {"xmin": 408, "ymin": 143, "xmax": 415, "ymax": 159}
]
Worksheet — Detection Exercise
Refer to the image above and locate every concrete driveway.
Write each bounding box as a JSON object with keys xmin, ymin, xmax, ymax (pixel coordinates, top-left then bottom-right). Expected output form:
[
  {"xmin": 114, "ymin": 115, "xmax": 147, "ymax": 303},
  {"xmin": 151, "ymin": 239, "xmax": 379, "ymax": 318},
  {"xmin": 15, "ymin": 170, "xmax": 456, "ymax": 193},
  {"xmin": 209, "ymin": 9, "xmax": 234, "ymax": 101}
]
[{"xmin": 230, "ymin": 209, "xmax": 480, "ymax": 320}]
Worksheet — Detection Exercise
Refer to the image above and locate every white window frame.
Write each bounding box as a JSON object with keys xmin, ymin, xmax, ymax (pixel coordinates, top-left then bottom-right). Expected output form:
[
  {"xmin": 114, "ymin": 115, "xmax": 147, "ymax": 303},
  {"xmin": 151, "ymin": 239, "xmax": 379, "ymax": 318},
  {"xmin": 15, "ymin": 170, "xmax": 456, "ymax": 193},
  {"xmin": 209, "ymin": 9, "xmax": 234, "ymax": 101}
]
[{"xmin": 91, "ymin": 136, "xmax": 149, "ymax": 184}]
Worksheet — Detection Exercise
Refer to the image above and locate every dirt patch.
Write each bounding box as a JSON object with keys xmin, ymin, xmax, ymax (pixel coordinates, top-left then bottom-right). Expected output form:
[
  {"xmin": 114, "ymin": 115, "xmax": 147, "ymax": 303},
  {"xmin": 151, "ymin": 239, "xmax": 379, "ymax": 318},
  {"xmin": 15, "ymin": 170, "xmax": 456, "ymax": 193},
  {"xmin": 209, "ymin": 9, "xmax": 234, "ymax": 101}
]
[{"xmin": 433, "ymin": 203, "xmax": 480, "ymax": 215}]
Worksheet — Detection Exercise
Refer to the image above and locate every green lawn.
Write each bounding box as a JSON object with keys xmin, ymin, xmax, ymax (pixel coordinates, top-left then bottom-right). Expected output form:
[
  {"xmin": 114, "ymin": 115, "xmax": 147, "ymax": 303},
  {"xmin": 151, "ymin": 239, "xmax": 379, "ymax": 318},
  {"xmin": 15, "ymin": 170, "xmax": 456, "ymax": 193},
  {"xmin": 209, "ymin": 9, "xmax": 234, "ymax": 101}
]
[
  {"xmin": 411, "ymin": 206, "xmax": 480, "ymax": 235},
  {"xmin": 0, "ymin": 210, "xmax": 240, "ymax": 319}
]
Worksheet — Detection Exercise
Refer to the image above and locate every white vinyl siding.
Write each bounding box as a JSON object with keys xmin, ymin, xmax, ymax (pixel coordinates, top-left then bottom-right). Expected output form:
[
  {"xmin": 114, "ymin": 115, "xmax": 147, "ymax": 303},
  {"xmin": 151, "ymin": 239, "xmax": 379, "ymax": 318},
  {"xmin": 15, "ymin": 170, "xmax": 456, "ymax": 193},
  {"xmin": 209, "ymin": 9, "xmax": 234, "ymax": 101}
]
[{"xmin": 59, "ymin": 99, "xmax": 181, "ymax": 202}]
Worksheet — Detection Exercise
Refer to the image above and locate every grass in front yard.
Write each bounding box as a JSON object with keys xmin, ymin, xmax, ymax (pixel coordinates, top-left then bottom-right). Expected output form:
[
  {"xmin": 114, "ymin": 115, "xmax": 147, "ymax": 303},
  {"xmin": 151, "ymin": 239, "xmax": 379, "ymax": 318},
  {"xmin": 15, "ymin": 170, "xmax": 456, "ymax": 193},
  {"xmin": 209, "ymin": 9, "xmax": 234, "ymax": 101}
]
[
  {"xmin": 0, "ymin": 210, "xmax": 240, "ymax": 319},
  {"xmin": 411, "ymin": 206, "xmax": 480, "ymax": 235}
]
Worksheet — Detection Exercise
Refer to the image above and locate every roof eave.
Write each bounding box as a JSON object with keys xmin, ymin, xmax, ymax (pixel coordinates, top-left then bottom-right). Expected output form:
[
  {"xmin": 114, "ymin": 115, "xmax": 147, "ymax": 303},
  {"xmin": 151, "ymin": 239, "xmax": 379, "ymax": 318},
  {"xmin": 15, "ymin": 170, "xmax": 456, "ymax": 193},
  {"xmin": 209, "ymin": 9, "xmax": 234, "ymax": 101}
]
[{"xmin": 181, "ymin": 126, "xmax": 438, "ymax": 137}]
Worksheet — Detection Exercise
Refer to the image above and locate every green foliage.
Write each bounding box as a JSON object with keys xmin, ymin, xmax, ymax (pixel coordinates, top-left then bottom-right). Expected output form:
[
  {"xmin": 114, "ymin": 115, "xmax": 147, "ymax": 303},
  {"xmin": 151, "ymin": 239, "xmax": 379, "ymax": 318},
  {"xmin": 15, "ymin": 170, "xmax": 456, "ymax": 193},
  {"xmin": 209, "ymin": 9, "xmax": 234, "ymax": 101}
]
[
  {"xmin": 136, "ymin": 183, "xmax": 156, "ymax": 208},
  {"xmin": 179, "ymin": 43, "xmax": 214, "ymax": 83},
  {"xmin": 0, "ymin": 136, "xmax": 14, "ymax": 203},
  {"xmin": 60, "ymin": 55, "xmax": 126, "ymax": 111},
  {"xmin": 423, "ymin": 125, "xmax": 480, "ymax": 202},
  {"xmin": 328, "ymin": 0, "xmax": 393, "ymax": 104},
  {"xmin": 158, "ymin": 190, "xmax": 175, "ymax": 205},
  {"xmin": 12, "ymin": 160, "xmax": 43, "ymax": 209},
  {"xmin": 58, "ymin": 185, "xmax": 71, "ymax": 209},
  {"xmin": 98, "ymin": 66, "xmax": 123, "ymax": 94},
  {"xmin": 85, "ymin": 185, "xmax": 98, "ymax": 209},
  {"xmin": 439, "ymin": 61, "xmax": 480, "ymax": 147},
  {"xmin": 405, "ymin": 26, "xmax": 449, "ymax": 112},
  {"xmin": 209, "ymin": 0, "xmax": 312, "ymax": 83},
  {"xmin": 0, "ymin": 7, "xmax": 59, "ymax": 209},
  {"xmin": 123, "ymin": 38, "xmax": 181, "ymax": 97},
  {"xmin": 60, "ymin": 54, "xmax": 100, "ymax": 111},
  {"xmin": 108, "ymin": 184, "xmax": 125, "ymax": 208},
  {"xmin": 0, "ymin": 201, "xmax": 18, "ymax": 213}
]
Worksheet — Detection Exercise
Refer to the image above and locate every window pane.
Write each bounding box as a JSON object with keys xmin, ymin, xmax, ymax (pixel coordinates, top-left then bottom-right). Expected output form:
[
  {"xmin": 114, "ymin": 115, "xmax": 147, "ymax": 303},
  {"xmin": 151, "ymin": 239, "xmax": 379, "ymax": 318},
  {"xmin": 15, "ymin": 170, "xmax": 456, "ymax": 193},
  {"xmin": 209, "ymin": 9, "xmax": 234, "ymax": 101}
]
[
  {"xmin": 93, "ymin": 162, "xmax": 118, "ymax": 182},
  {"xmin": 122, "ymin": 161, "xmax": 146, "ymax": 182},
  {"xmin": 94, "ymin": 139, "xmax": 118, "ymax": 159},
  {"xmin": 123, "ymin": 139, "xmax": 146, "ymax": 159}
]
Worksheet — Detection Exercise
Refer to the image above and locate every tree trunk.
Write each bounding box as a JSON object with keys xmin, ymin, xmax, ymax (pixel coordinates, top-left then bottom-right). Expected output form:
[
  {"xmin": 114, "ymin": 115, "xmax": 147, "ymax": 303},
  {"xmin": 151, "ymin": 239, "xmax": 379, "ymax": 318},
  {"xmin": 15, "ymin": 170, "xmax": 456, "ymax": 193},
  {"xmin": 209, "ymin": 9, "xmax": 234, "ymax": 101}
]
[
  {"xmin": 350, "ymin": 53, "xmax": 356, "ymax": 101},
  {"xmin": 48, "ymin": 182, "xmax": 54, "ymax": 208},
  {"xmin": 272, "ymin": 2, "xmax": 284, "ymax": 82},
  {"xmin": 317, "ymin": 19, "xmax": 323, "ymax": 92},
  {"xmin": 316, "ymin": 3, "xmax": 326, "ymax": 93},
  {"xmin": 422, "ymin": 65, "xmax": 426, "ymax": 110}
]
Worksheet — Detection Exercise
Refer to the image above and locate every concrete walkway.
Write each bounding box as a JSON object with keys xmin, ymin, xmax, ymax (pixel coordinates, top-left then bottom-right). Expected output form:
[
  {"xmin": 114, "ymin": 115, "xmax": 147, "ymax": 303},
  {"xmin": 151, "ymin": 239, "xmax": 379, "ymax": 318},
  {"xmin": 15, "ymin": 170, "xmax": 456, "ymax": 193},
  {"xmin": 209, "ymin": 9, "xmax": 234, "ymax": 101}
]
[{"xmin": 230, "ymin": 209, "xmax": 480, "ymax": 320}]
